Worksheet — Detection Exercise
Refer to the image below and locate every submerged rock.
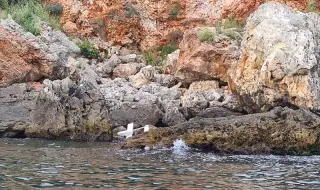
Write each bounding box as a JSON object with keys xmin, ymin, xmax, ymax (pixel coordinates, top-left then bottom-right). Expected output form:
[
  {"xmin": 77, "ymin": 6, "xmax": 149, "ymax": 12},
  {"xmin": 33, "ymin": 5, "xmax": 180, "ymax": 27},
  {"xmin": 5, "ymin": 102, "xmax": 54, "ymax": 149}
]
[
  {"xmin": 124, "ymin": 107, "xmax": 320, "ymax": 155},
  {"xmin": 229, "ymin": 2, "xmax": 320, "ymax": 112}
]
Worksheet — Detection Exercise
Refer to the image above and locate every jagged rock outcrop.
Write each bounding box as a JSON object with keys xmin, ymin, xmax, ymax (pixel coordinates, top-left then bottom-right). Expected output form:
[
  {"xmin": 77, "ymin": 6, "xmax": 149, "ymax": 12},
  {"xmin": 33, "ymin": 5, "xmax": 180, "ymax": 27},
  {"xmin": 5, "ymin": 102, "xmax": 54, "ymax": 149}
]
[
  {"xmin": 0, "ymin": 19, "xmax": 80, "ymax": 87},
  {"xmin": 0, "ymin": 83, "xmax": 40, "ymax": 137},
  {"xmin": 229, "ymin": 2, "xmax": 320, "ymax": 112},
  {"xmin": 124, "ymin": 106, "xmax": 320, "ymax": 155},
  {"xmin": 46, "ymin": 0, "xmax": 310, "ymax": 50},
  {"xmin": 174, "ymin": 27, "xmax": 241, "ymax": 84},
  {"xmin": 25, "ymin": 63, "xmax": 112, "ymax": 141}
]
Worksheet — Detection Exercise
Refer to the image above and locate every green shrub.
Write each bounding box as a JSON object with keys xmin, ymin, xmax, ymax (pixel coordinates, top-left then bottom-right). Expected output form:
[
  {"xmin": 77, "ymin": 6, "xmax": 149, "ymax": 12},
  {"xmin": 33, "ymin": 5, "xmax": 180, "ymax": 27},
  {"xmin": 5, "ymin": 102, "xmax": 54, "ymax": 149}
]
[
  {"xmin": 156, "ymin": 43, "xmax": 178, "ymax": 59},
  {"xmin": 307, "ymin": 0, "xmax": 318, "ymax": 13},
  {"xmin": 144, "ymin": 51, "xmax": 162, "ymax": 67},
  {"xmin": 4, "ymin": 0, "xmax": 62, "ymax": 35},
  {"xmin": 198, "ymin": 28, "xmax": 215, "ymax": 43},
  {"xmin": 47, "ymin": 3, "xmax": 63, "ymax": 16},
  {"xmin": 78, "ymin": 41, "xmax": 100, "ymax": 59},
  {"xmin": 143, "ymin": 43, "xmax": 178, "ymax": 70},
  {"xmin": 223, "ymin": 16, "xmax": 243, "ymax": 29},
  {"xmin": 170, "ymin": 3, "xmax": 181, "ymax": 19},
  {"xmin": 222, "ymin": 29, "xmax": 236, "ymax": 39},
  {"xmin": 0, "ymin": 0, "xmax": 9, "ymax": 10}
]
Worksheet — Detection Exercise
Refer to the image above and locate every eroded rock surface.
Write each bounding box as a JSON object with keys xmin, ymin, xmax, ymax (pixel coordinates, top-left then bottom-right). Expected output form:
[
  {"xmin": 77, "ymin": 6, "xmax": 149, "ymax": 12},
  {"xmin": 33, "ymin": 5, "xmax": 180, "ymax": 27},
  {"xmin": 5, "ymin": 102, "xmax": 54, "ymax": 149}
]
[
  {"xmin": 124, "ymin": 107, "xmax": 320, "ymax": 155},
  {"xmin": 229, "ymin": 2, "xmax": 320, "ymax": 112},
  {"xmin": 25, "ymin": 64, "xmax": 112, "ymax": 141},
  {"xmin": 0, "ymin": 19, "xmax": 80, "ymax": 87}
]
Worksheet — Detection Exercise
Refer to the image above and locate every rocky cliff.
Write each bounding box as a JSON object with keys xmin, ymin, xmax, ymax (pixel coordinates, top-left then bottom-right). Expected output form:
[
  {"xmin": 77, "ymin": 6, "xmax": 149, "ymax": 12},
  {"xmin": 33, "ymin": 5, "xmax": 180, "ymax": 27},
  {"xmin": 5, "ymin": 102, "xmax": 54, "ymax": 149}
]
[{"xmin": 46, "ymin": 0, "xmax": 312, "ymax": 50}]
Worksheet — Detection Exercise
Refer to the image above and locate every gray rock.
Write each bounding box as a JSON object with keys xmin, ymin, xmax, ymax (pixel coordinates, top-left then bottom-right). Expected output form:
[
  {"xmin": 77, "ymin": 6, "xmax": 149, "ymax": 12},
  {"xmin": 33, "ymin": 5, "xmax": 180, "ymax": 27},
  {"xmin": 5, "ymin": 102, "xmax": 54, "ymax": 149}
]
[
  {"xmin": 129, "ymin": 66, "xmax": 156, "ymax": 88},
  {"xmin": 163, "ymin": 106, "xmax": 186, "ymax": 126},
  {"xmin": 181, "ymin": 91, "xmax": 208, "ymax": 113},
  {"xmin": 109, "ymin": 102, "xmax": 164, "ymax": 127},
  {"xmin": 229, "ymin": 2, "xmax": 320, "ymax": 112},
  {"xmin": 119, "ymin": 54, "xmax": 137, "ymax": 63},
  {"xmin": 96, "ymin": 54, "xmax": 122, "ymax": 77},
  {"xmin": 154, "ymin": 74, "xmax": 177, "ymax": 87},
  {"xmin": 25, "ymin": 65, "xmax": 112, "ymax": 141},
  {"xmin": 113, "ymin": 63, "xmax": 143, "ymax": 78},
  {"xmin": 0, "ymin": 83, "xmax": 38, "ymax": 137},
  {"xmin": 196, "ymin": 107, "xmax": 243, "ymax": 118}
]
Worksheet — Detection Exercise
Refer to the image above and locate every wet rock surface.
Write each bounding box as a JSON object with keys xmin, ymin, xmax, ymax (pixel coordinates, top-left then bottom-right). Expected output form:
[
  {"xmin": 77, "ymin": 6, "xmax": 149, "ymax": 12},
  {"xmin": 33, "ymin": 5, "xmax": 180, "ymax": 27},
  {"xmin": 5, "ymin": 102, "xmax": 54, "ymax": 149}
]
[{"xmin": 124, "ymin": 107, "xmax": 320, "ymax": 155}]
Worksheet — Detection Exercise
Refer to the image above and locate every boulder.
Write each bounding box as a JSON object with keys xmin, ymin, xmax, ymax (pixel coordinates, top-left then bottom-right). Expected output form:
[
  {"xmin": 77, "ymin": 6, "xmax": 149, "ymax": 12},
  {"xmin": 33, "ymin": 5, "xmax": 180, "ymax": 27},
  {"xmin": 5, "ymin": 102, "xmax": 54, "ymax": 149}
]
[
  {"xmin": 119, "ymin": 54, "xmax": 137, "ymax": 63},
  {"xmin": 229, "ymin": 2, "xmax": 320, "ymax": 112},
  {"xmin": 124, "ymin": 107, "xmax": 320, "ymax": 155},
  {"xmin": 129, "ymin": 66, "xmax": 156, "ymax": 88},
  {"xmin": 25, "ymin": 64, "xmax": 112, "ymax": 141},
  {"xmin": 0, "ymin": 19, "xmax": 80, "ymax": 87},
  {"xmin": 0, "ymin": 83, "xmax": 40, "ymax": 137},
  {"xmin": 113, "ymin": 63, "xmax": 143, "ymax": 78},
  {"xmin": 96, "ymin": 54, "xmax": 122, "ymax": 77},
  {"xmin": 109, "ymin": 102, "xmax": 164, "ymax": 127},
  {"xmin": 176, "ymin": 27, "xmax": 241, "ymax": 84}
]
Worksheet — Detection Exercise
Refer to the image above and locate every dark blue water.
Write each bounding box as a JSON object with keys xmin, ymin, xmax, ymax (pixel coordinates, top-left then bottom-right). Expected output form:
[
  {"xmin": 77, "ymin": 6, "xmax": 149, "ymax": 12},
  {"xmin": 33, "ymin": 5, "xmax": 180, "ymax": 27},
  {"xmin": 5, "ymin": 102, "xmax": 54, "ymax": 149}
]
[{"xmin": 0, "ymin": 138, "xmax": 319, "ymax": 189}]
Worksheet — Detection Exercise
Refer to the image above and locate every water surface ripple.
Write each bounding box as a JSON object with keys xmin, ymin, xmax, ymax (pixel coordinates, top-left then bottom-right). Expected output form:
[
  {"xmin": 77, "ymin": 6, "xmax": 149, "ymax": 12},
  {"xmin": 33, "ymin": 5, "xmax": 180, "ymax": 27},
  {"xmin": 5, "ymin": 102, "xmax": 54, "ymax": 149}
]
[{"xmin": 0, "ymin": 139, "xmax": 319, "ymax": 189}]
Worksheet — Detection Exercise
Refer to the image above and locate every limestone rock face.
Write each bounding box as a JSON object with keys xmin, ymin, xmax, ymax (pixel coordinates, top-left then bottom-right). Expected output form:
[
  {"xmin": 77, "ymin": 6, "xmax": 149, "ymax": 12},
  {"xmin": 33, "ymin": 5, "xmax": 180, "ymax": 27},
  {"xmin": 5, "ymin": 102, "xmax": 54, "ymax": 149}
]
[
  {"xmin": 109, "ymin": 102, "xmax": 164, "ymax": 127},
  {"xmin": 229, "ymin": 2, "xmax": 320, "ymax": 112},
  {"xmin": 25, "ymin": 64, "xmax": 112, "ymax": 141},
  {"xmin": 49, "ymin": 0, "xmax": 310, "ymax": 50},
  {"xmin": 176, "ymin": 27, "xmax": 241, "ymax": 84},
  {"xmin": 0, "ymin": 19, "xmax": 80, "ymax": 87},
  {"xmin": 0, "ymin": 83, "xmax": 40, "ymax": 137}
]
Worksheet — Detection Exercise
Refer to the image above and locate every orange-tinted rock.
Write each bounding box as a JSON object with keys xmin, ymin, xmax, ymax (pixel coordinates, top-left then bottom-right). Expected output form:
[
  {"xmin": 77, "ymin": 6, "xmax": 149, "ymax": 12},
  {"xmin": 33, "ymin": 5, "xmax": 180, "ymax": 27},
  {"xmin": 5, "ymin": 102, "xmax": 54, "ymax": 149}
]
[
  {"xmin": 174, "ymin": 27, "xmax": 240, "ymax": 84},
  {"xmin": 0, "ymin": 26, "xmax": 51, "ymax": 86},
  {"xmin": 0, "ymin": 19, "xmax": 80, "ymax": 87},
  {"xmin": 46, "ymin": 0, "xmax": 309, "ymax": 50}
]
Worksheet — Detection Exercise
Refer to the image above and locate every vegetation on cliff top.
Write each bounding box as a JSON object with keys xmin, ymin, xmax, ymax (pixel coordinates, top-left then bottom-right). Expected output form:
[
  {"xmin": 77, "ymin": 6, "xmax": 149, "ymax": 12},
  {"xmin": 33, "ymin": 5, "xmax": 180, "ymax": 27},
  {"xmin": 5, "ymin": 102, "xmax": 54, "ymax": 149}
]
[{"xmin": 0, "ymin": 0, "xmax": 62, "ymax": 35}]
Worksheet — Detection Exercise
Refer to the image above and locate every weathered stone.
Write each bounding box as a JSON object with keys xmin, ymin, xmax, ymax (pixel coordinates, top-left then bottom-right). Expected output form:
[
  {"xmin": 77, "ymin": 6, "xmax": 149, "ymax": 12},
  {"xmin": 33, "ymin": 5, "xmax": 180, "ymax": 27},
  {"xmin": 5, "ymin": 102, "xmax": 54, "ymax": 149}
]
[
  {"xmin": 119, "ymin": 54, "xmax": 137, "ymax": 63},
  {"xmin": 176, "ymin": 27, "xmax": 241, "ymax": 84},
  {"xmin": 229, "ymin": 2, "xmax": 320, "ymax": 112},
  {"xmin": 163, "ymin": 49, "xmax": 180, "ymax": 75},
  {"xmin": 163, "ymin": 106, "xmax": 187, "ymax": 126},
  {"xmin": 95, "ymin": 54, "xmax": 122, "ymax": 77},
  {"xmin": 129, "ymin": 66, "xmax": 156, "ymax": 88},
  {"xmin": 113, "ymin": 63, "xmax": 143, "ymax": 78},
  {"xmin": 153, "ymin": 74, "xmax": 177, "ymax": 88},
  {"xmin": 0, "ymin": 19, "xmax": 80, "ymax": 87},
  {"xmin": 196, "ymin": 106, "xmax": 243, "ymax": 118},
  {"xmin": 189, "ymin": 80, "xmax": 220, "ymax": 91},
  {"xmin": 0, "ymin": 83, "xmax": 39, "ymax": 137},
  {"xmin": 109, "ymin": 102, "xmax": 164, "ymax": 127},
  {"xmin": 25, "ymin": 64, "xmax": 112, "ymax": 141},
  {"xmin": 124, "ymin": 107, "xmax": 320, "ymax": 155}
]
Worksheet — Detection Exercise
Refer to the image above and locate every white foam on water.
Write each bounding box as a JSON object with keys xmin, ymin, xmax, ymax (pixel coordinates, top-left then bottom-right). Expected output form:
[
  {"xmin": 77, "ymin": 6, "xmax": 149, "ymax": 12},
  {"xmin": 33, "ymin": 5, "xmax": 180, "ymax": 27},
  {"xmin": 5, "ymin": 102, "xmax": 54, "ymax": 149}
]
[{"xmin": 171, "ymin": 139, "xmax": 190, "ymax": 154}]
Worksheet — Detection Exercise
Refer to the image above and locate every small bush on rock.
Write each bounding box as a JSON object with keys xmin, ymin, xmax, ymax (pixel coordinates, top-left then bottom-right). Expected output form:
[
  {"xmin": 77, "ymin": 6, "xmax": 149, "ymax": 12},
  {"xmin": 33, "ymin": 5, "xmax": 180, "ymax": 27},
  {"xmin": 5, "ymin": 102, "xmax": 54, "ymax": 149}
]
[
  {"xmin": 222, "ymin": 16, "xmax": 243, "ymax": 29},
  {"xmin": 198, "ymin": 28, "xmax": 215, "ymax": 43},
  {"xmin": 3, "ymin": 0, "xmax": 62, "ymax": 35},
  {"xmin": 307, "ymin": 0, "xmax": 319, "ymax": 13},
  {"xmin": 170, "ymin": 3, "xmax": 181, "ymax": 19},
  {"xmin": 78, "ymin": 41, "xmax": 100, "ymax": 59},
  {"xmin": 47, "ymin": 3, "xmax": 63, "ymax": 16},
  {"xmin": 0, "ymin": 0, "xmax": 9, "ymax": 10}
]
